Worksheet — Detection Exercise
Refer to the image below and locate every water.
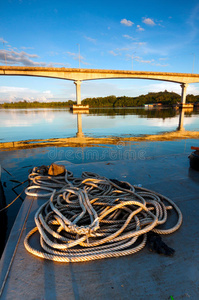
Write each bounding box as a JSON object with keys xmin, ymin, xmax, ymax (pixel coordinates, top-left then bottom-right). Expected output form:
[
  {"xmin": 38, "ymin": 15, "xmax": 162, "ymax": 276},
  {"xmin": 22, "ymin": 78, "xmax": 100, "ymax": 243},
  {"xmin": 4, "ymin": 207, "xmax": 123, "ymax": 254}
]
[
  {"xmin": 0, "ymin": 107, "xmax": 199, "ymax": 256},
  {"xmin": 1, "ymin": 108, "xmax": 199, "ymax": 142}
]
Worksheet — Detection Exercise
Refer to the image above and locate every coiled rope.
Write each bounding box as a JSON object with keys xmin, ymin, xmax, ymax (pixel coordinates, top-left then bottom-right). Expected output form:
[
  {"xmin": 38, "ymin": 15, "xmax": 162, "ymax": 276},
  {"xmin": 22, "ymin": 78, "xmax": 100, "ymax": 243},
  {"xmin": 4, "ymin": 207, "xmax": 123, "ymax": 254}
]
[{"xmin": 24, "ymin": 166, "xmax": 183, "ymax": 263}]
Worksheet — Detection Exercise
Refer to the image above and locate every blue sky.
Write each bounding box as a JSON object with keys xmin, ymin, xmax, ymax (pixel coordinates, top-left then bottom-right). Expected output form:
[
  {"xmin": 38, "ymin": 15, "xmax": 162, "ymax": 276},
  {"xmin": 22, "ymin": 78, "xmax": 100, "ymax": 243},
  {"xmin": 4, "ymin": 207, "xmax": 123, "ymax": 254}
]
[{"xmin": 0, "ymin": 0, "xmax": 199, "ymax": 102}]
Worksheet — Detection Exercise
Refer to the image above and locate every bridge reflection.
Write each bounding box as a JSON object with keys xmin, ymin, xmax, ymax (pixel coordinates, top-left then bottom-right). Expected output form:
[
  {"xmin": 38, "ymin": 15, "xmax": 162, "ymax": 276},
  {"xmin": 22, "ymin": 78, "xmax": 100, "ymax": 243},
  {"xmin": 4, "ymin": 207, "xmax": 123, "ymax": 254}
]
[
  {"xmin": 75, "ymin": 107, "xmax": 189, "ymax": 137},
  {"xmin": 0, "ymin": 108, "xmax": 198, "ymax": 152},
  {"xmin": 178, "ymin": 109, "xmax": 185, "ymax": 131}
]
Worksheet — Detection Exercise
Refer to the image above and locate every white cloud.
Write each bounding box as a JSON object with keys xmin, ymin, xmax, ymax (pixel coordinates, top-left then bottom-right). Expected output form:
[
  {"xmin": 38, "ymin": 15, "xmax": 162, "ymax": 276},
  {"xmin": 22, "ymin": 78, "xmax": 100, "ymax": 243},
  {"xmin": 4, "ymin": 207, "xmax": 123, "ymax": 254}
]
[
  {"xmin": 137, "ymin": 25, "xmax": 145, "ymax": 31},
  {"xmin": 133, "ymin": 42, "xmax": 146, "ymax": 46},
  {"xmin": 136, "ymin": 58, "xmax": 155, "ymax": 64},
  {"xmin": 132, "ymin": 55, "xmax": 168, "ymax": 67},
  {"xmin": 120, "ymin": 19, "xmax": 134, "ymax": 27},
  {"xmin": 0, "ymin": 38, "xmax": 65, "ymax": 67},
  {"xmin": 66, "ymin": 51, "xmax": 89, "ymax": 65},
  {"xmin": 0, "ymin": 37, "xmax": 8, "ymax": 43},
  {"xmin": 0, "ymin": 49, "xmax": 66, "ymax": 67},
  {"xmin": 84, "ymin": 36, "xmax": 96, "ymax": 43},
  {"xmin": 109, "ymin": 50, "xmax": 121, "ymax": 56},
  {"xmin": 153, "ymin": 63, "xmax": 169, "ymax": 67},
  {"xmin": 0, "ymin": 49, "xmax": 47, "ymax": 66},
  {"xmin": 142, "ymin": 18, "xmax": 156, "ymax": 26},
  {"xmin": 126, "ymin": 54, "xmax": 141, "ymax": 60},
  {"xmin": 115, "ymin": 47, "xmax": 132, "ymax": 51},
  {"xmin": 0, "ymin": 86, "xmax": 54, "ymax": 102},
  {"xmin": 146, "ymin": 82, "xmax": 199, "ymax": 95},
  {"xmin": 159, "ymin": 57, "xmax": 168, "ymax": 61},
  {"xmin": 123, "ymin": 35, "xmax": 137, "ymax": 41},
  {"xmin": 20, "ymin": 46, "xmax": 34, "ymax": 50},
  {"xmin": 81, "ymin": 80, "xmax": 199, "ymax": 100}
]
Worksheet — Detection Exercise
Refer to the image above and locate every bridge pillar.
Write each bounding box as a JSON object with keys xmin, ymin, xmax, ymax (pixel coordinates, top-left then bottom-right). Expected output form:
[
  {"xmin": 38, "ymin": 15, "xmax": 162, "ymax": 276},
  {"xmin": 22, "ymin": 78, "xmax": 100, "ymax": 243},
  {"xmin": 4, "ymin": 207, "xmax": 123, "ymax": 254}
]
[
  {"xmin": 180, "ymin": 83, "xmax": 188, "ymax": 108},
  {"xmin": 74, "ymin": 80, "xmax": 81, "ymax": 105},
  {"xmin": 71, "ymin": 80, "xmax": 89, "ymax": 112}
]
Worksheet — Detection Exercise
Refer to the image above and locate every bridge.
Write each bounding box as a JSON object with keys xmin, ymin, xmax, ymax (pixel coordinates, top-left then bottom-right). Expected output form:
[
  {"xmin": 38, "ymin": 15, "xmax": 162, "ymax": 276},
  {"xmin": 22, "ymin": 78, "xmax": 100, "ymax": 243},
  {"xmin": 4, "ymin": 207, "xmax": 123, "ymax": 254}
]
[{"xmin": 1, "ymin": 66, "xmax": 199, "ymax": 107}]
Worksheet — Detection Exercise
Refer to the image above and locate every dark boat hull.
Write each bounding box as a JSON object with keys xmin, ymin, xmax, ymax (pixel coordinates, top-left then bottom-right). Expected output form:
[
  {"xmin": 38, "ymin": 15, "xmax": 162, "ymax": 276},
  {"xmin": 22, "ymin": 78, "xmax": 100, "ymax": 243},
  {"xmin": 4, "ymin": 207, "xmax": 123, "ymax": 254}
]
[
  {"xmin": 0, "ymin": 181, "xmax": 7, "ymax": 257},
  {"xmin": 189, "ymin": 151, "xmax": 199, "ymax": 171}
]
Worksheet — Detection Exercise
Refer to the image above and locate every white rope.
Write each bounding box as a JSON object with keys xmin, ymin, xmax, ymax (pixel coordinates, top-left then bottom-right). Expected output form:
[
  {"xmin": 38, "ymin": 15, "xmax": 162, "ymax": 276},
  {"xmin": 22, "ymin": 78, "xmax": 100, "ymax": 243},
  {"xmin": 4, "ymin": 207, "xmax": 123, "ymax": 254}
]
[{"xmin": 24, "ymin": 167, "xmax": 183, "ymax": 263}]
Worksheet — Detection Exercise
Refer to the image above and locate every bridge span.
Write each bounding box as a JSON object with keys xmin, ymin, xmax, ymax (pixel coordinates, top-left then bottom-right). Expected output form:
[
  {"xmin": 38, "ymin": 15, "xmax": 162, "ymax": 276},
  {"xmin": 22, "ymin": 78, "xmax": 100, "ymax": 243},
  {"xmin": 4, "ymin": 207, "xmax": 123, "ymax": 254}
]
[{"xmin": 1, "ymin": 66, "xmax": 199, "ymax": 107}]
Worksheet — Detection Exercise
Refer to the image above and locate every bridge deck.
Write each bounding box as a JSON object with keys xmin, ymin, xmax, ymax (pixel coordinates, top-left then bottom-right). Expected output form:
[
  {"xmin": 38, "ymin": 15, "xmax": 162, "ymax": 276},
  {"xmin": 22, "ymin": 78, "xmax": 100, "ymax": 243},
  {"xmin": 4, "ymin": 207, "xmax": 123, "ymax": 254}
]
[{"xmin": 0, "ymin": 66, "xmax": 199, "ymax": 83}]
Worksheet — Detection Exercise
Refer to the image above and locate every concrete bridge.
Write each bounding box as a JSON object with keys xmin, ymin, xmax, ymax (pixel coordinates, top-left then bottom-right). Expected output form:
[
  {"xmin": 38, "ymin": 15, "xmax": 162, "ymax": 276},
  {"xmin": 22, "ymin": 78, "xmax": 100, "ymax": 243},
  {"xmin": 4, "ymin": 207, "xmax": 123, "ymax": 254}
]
[{"xmin": 1, "ymin": 66, "xmax": 199, "ymax": 107}]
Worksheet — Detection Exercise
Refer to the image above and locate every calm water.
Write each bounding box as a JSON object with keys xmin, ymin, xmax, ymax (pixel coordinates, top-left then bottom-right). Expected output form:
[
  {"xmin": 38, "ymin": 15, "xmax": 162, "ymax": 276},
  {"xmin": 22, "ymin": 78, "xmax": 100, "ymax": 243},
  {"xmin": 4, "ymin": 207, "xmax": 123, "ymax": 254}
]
[
  {"xmin": 0, "ymin": 107, "xmax": 199, "ymax": 142},
  {"xmin": 0, "ymin": 107, "xmax": 199, "ymax": 256}
]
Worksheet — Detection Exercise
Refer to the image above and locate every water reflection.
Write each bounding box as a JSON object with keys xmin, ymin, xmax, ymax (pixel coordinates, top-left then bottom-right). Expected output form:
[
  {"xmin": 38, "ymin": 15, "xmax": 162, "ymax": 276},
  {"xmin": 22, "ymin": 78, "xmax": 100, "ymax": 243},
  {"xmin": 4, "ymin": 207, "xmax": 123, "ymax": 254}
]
[
  {"xmin": 178, "ymin": 109, "xmax": 185, "ymax": 131},
  {"xmin": 0, "ymin": 108, "xmax": 199, "ymax": 151},
  {"xmin": 76, "ymin": 113, "xmax": 84, "ymax": 138},
  {"xmin": 0, "ymin": 108, "xmax": 199, "ymax": 142}
]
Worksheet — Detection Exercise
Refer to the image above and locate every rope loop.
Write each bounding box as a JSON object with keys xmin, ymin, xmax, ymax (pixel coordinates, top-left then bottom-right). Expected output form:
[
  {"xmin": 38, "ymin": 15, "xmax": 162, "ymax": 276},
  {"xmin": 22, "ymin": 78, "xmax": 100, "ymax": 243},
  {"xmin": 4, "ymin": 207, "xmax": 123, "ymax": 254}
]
[{"xmin": 24, "ymin": 165, "xmax": 183, "ymax": 262}]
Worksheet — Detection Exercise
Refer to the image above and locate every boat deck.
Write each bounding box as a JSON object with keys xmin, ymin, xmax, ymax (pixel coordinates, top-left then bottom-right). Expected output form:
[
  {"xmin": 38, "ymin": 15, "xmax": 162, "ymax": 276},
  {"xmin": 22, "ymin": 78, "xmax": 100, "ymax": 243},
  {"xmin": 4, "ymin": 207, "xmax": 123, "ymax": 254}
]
[{"xmin": 0, "ymin": 153, "xmax": 199, "ymax": 299}]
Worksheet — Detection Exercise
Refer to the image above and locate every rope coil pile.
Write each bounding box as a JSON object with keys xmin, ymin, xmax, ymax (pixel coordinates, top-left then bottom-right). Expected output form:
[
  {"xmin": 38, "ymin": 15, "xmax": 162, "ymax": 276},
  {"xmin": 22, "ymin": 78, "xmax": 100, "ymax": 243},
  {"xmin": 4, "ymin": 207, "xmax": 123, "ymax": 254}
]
[{"xmin": 24, "ymin": 165, "xmax": 183, "ymax": 263}]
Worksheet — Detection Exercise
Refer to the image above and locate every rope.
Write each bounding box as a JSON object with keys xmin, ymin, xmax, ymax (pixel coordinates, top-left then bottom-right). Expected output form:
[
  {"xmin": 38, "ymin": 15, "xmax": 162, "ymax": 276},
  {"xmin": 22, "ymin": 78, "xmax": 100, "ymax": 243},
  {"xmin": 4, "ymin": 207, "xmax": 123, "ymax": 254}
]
[
  {"xmin": 0, "ymin": 187, "xmax": 26, "ymax": 213},
  {"xmin": 24, "ymin": 166, "xmax": 183, "ymax": 263}
]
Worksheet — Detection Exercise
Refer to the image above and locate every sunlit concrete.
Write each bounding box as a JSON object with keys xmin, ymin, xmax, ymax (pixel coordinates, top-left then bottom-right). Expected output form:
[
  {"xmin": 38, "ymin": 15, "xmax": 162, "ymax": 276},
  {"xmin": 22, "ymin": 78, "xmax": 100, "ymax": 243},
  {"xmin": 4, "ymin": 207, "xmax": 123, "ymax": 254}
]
[
  {"xmin": 74, "ymin": 80, "xmax": 81, "ymax": 105},
  {"xmin": 71, "ymin": 105, "xmax": 90, "ymax": 111},
  {"xmin": 1, "ymin": 66, "xmax": 199, "ymax": 83}
]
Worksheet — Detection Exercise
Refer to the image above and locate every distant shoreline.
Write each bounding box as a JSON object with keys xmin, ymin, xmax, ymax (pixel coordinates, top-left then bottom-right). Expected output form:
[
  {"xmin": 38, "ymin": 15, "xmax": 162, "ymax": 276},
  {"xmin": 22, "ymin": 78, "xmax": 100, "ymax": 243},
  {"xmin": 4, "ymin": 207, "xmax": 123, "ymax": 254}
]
[{"xmin": 0, "ymin": 91, "xmax": 198, "ymax": 109}]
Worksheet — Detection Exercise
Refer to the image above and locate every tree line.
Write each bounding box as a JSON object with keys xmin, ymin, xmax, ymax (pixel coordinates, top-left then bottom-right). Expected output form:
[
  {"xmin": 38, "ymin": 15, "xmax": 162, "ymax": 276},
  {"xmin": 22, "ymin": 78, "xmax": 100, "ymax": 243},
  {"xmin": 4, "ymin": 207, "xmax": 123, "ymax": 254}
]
[
  {"xmin": 0, "ymin": 100, "xmax": 75, "ymax": 108},
  {"xmin": 82, "ymin": 91, "xmax": 199, "ymax": 107},
  {"xmin": 1, "ymin": 91, "xmax": 199, "ymax": 108}
]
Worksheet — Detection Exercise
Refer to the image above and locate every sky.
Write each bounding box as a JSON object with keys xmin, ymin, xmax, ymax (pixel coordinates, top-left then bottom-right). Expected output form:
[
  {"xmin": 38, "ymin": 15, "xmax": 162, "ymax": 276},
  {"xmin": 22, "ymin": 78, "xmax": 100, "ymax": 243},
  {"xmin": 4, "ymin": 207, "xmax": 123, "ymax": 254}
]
[{"xmin": 0, "ymin": 0, "xmax": 199, "ymax": 102}]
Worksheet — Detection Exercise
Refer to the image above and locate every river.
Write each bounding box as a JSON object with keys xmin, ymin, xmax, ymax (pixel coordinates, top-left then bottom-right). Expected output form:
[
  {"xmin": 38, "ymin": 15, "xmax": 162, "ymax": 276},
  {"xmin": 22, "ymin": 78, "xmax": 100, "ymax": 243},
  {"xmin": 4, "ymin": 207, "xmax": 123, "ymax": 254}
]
[{"xmin": 0, "ymin": 107, "xmax": 199, "ymax": 256}]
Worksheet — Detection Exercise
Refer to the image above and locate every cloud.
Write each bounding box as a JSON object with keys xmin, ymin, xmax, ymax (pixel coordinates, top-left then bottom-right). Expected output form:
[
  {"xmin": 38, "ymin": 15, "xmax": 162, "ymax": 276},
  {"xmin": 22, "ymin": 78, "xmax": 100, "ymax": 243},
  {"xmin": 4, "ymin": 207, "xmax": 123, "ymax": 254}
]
[
  {"xmin": 142, "ymin": 18, "xmax": 156, "ymax": 26},
  {"xmin": 0, "ymin": 86, "xmax": 55, "ymax": 102},
  {"xmin": 48, "ymin": 51, "xmax": 59, "ymax": 56},
  {"xmin": 0, "ymin": 39, "xmax": 65, "ymax": 67},
  {"xmin": 126, "ymin": 54, "xmax": 141, "ymax": 59},
  {"xmin": 126, "ymin": 54, "xmax": 169, "ymax": 67},
  {"xmin": 133, "ymin": 42, "xmax": 146, "ymax": 46},
  {"xmin": 84, "ymin": 36, "xmax": 96, "ymax": 43},
  {"xmin": 159, "ymin": 57, "xmax": 168, "ymax": 61},
  {"xmin": 115, "ymin": 47, "xmax": 132, "ymax": 51},
  {"xmin": 120, "ymin": 19, "xmax": 134, "ymax": 27},
  {"xmin": 146, "ymin": 82, "xmax": 199, "ymax": 95},
  {"xmin": 123, "ymin": 35, "xmax": 137, "ymax": 41},
  {"xmin": 66, "ymin": 51, "xmax": 90, "ymax": 65},
  {"xmin": 136, "ymin": 58, "xmax": 155, "ymax": 64},
  {"xmin": 20, "ymin": 46, "xmax": 34, "ymax": 50},
  {"xmin": 67, "ymin": 52, "xmax": 82, "ymax": 60},
  {"xmin": 0, "ymin": 49, "xmax": 47, "ymax": 66},
  {"xmin": 153, "ymin": 63, "xmax": 169, "ymax": 67},
  {"xmin": 109, "ymin": 50, "xmax": 121, "ymax": 56},
  {"xmin": 0, "ymin": 37, "xmax": 8, "ymax": 43},
  {"xmin": 137, "ymin": 25, "xmax": 145, "ymax": 32}
]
